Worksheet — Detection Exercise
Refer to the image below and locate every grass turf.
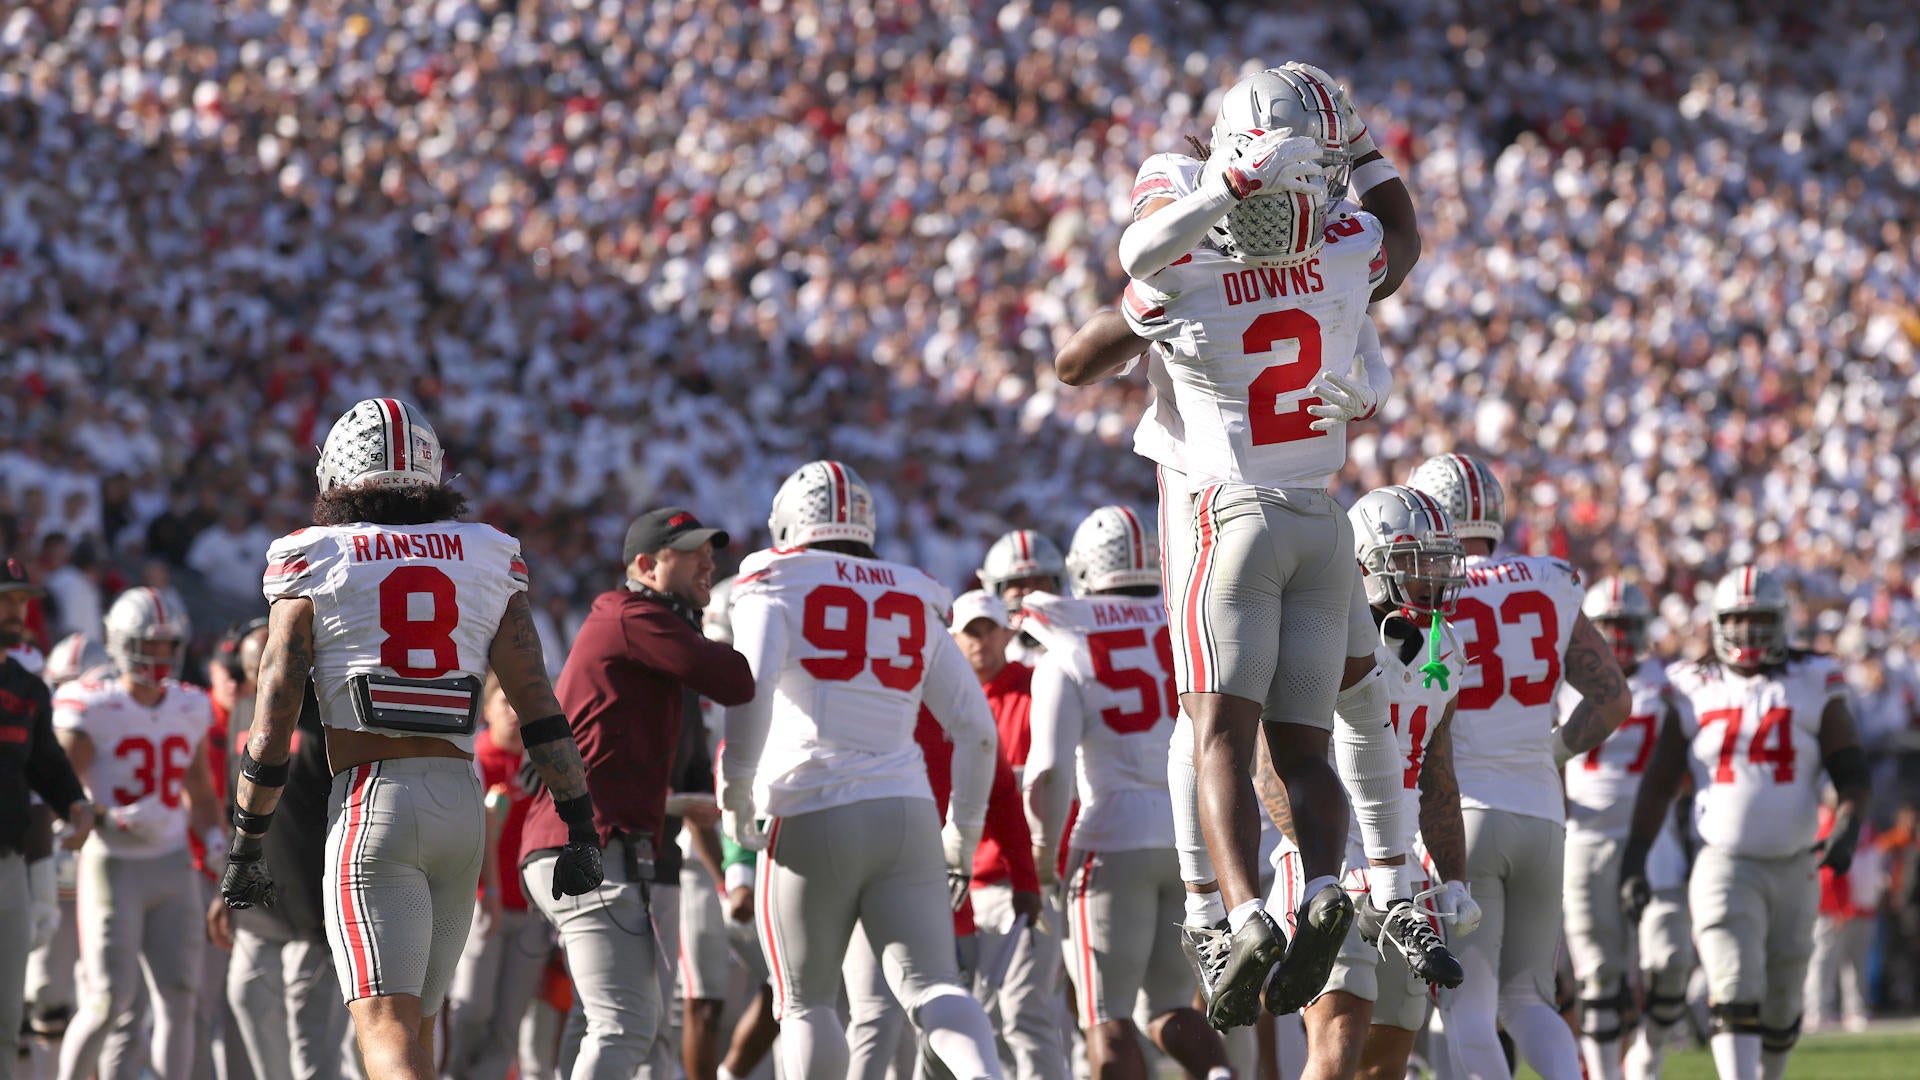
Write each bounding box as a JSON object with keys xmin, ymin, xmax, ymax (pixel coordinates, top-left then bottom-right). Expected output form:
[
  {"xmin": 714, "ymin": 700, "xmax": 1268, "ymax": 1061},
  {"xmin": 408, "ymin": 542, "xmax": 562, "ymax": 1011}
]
[{"xmin": 1514, "ymin": 1026, "xmax": 1920, "ymax": 1080}]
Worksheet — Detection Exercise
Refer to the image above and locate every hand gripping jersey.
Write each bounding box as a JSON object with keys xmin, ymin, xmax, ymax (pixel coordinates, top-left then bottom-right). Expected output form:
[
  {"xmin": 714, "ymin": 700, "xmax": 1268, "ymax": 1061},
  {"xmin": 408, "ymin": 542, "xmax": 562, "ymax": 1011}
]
[
  {"xmin": 1021, "ymin": 592, "xmax": 1177, "ymax": 852},
  {"xmin": 1448, "ymin": 554, "xmax": 1586, "ymax": 821},
  {"xmin": 1338, "ymin": 617, "xmax": 1463, "ymax": 865},
  {"xmin": 1123, "ymin": 152, "xmax": 1388, "ymax": 491},
  {"xmin": 51, "ymin": 677, "xmax": 213, "ymax": 858},
  {"xmin": 1666, "ymin": 654, "xmax": 1844, "ymax": 858},
  {"xmin": 262, "ymin": 522, "xmax": 529, "ymax": 752},
  {"xmin": 725, "ymin": 548, "xmax": 994, "ymax": 824}
]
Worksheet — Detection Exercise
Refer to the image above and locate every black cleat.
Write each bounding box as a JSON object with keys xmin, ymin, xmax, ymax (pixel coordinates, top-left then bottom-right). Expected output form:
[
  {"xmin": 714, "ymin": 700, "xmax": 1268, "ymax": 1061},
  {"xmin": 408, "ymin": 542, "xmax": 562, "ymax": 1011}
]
[
  {"xmin": 1361, "ymin": 897, "xmax": 1464, "ymax": 988},
  {"xmin": 1264, "ymin": 881, "xmax": 1356, "ymax": 1015},
  {"xmin": 1189, "ymin": 912, "xmax": 1286, "ymax": 1031}
]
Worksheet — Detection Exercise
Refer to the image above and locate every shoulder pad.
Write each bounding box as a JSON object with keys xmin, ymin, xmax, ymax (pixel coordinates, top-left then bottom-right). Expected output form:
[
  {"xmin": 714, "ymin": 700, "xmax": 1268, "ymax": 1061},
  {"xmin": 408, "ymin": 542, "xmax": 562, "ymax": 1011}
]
[{"xmin": 1130, "ymin": 153, "xmax": 1200, "ymax": 216}]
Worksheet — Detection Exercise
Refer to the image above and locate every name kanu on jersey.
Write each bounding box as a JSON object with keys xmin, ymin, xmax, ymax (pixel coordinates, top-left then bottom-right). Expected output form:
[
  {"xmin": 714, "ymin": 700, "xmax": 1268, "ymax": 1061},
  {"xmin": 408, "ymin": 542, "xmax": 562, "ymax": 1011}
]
[
  {"xmin": 1221, "ymin": 259, "xmax": 1326, "ymax": 307},
  {"xmin": 350, "ymin": 532, "xmax": 468, "ymax": 563}
]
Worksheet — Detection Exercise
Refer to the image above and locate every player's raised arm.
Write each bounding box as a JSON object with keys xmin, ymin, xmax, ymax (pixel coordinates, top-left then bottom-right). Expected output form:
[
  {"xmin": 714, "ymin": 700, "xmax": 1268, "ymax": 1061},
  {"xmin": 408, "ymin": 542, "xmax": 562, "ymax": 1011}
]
[
  {"xmin": 1055, "ymin": 310, "xmax": 1150, "ymax": 387},
  {"xmin": 1118, "ymin": 131, "xmax": 1325, "ymax": 280}
]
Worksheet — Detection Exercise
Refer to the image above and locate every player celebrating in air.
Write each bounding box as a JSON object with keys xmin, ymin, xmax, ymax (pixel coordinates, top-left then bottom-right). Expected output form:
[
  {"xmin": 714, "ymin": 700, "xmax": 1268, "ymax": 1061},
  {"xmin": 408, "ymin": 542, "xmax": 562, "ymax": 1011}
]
[
  {"xmin": 222, "ymin": 399, "xmax": 603, "ymax": 1080},
  {"xmin": 1021, "ymin": 505, "xmax": 1230, "ymax": 1080},
  {"xmin": 1113, "ymin": 63, "xmax": 1435, "ymax": 1029},
  {"xmin": 1622, "ymin": 566, "xmax": 1868, "ymax": 1080},
  {"xmin": 53, "ymin": 588, "xmax": 222, "ymax": 1080},
  {"xmin": 1406, "ymin": 453, "xmax": 1631, "ymax": 1080},
  {"xmin": 719, "ymin": 460, "xmax": 1004, "ymax": 1080},
  {"xmin": 1265, "ymin": 486, "xmax": 1480, "ymax": 1080},
  {"xmin": 1559, "ymin": 579, "xmax": 1694, "ymax": 1080}
]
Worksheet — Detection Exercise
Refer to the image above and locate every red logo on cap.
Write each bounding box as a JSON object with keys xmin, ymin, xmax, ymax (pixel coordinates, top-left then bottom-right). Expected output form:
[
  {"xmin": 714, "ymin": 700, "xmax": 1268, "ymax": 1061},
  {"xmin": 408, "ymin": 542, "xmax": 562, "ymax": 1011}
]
[{"xmin": 668, "ymin": 513, "xmax": 695, "ymax": 528}]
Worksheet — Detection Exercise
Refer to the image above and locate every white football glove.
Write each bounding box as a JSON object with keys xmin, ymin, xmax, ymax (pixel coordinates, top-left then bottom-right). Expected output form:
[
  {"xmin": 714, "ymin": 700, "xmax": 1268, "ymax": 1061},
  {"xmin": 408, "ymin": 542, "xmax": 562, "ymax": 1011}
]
[
  {"xmin": 941, "ymin": 820, "xmax": 983, "ymax": 914},
  {"xmin": 1306, "ymin": 354, "xmax": 1379, "ymax": 430},
  {"xmin": 108, "ymin": 799, "xmax": 173, "ymax": 845},
  {"xmin": 1207, "ymin": 129, "xmax": 1327, "ymax": 202},
  {"xmin": 1280, "ymin": 61, "xmax": 1378, "ymax": 159},
  {"xmin": 719, "ymin": 778, "xmax": 767, "ymax": 851},
  {"xmin": 1418, "ymin": 880, "xmax": 1482, "ymax": 938},
  {"xmin": 28, "ymin": 857, "xmax": 60, "ymax": 951}
]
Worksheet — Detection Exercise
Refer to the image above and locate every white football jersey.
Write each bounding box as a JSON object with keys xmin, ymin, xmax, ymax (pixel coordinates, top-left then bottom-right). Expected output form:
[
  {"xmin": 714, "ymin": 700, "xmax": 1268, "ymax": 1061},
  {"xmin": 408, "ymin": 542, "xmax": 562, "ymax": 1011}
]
[
  {"xmin": 1339, "ymin": 616, "xmax": 1463, "ymax": 866},
  {"xmin": 726, "ymin": 548, "xmax": 993, "ymax": 821},
  {"xmin": 1022, "ymin": 592, "xmax": 1176, "ymax": 852},
  {"xmin": 1667, "ymin": 654, "xmax": 1843, "ymax": 858},
  {"xmin": 1561, "ymin": 661, "xmax": 1673, "ymax": 840},
  {"xmin": 52, "ymin": 677, "xmax": 212, "ymax": 858},
  {"xmin": 262, "ymin": 521, "xmax": 529, "ymax": 752},
  {"xmin": 1448, "ymin": 554, "xmax": 1587, "ymax": 821},
  {"xmin": 1123, "ymin": 152, "xmax": 1388, "ymax": 491}
]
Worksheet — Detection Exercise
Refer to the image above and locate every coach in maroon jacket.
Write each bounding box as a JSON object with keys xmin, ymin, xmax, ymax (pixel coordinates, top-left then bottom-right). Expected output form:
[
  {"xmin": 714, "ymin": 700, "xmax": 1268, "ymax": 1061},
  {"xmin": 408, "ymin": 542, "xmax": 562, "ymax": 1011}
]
[{"xmin": 521, "ymin": 507, "xmax": 753, "ymax": 1078}]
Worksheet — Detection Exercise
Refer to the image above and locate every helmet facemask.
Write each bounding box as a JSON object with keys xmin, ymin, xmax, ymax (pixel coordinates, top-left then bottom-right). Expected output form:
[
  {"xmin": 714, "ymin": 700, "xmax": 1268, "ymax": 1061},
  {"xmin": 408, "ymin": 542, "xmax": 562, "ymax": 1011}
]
[
  {"xmin": 112, "ymin": 631, "xmax": 184, "ymax": 686},
  {"xmin": 1713, "ymin": 610, "xmax": 1786, "ymax": 670},
  {"xmin": 1593, "ymin": 615, "xmax": 1648, "ymax": 668},
  {"xmin": 1364, "ymin": 538, "xmax": 1465, "ymax": 624}
]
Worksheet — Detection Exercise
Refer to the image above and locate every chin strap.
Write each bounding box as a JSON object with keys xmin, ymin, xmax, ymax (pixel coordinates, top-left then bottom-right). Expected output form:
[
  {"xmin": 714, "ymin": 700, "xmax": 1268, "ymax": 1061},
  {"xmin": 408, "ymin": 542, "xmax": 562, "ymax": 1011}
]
[{"xmin": 1420, "ymin": 615, "xmax": 1450, "ymax": 690}]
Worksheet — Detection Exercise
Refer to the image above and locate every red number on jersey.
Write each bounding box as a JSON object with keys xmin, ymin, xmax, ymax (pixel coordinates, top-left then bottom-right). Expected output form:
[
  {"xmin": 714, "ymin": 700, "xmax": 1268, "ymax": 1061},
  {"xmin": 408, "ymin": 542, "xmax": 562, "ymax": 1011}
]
[
  {"xmin": 1584, "ymin": 713, "xmax": 1657, "ymax": 774},
  {"xmin": 1088, "ymin": 628, "xmax": 1175, "ymax": 735},
  {"xmin": 1150, "ymin": 624, "xmax": 1179, "ymax": 718},
  {"xmin": 1244, "ymin": 308, "xmax": 1326, "ymax": 446},
  {"xmin": 1323, "ymin": 216, "xmax": 1365, "ymax": 243},
  {"xmin": 111, "ymin": 734, "xmax": 193, "ymax": 807},
  {"xmin": 1453, "ymin": 591, "xmax": 1560, "ymax": 710},
  {"xmin": 1699, "ymin": 706, "xmax": 1794, "ymax": 784},
  {"xmin": 379, "ymin": 565, "xmax": 462, "ymax": 678},
  {"xmin": 1391, "ymin": 703, "xmax": 1431, "ymax": 790},
  {"xmin": 800, "ymin": 586, "xmax": 928, "ymax": 693}
]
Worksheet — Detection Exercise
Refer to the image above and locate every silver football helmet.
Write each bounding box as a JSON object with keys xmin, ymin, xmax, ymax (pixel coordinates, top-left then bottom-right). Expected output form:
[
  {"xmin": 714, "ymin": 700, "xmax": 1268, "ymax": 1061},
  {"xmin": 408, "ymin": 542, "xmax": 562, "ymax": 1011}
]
[
  {"xmin": 978, "ymin": 529, "xmax": 1067, "ymax": 600},
  {"xmin": 105, "ymin": 587, "xmax": 190, "ymax": 686},
  {"xmin": 44, "ymin": 632, "xmax": 109, "ymax": 687},
  {"xmin": 1407, "ymin": 453, "xmax": 1507, "ymax": 548},
  {"xmin": 1349, "ymin": 485, "xmax": 1465, "ymax": 618},
  {"xmin": 316, "ymin": 398, "xmax": 444, "ymax": 492},
  {"xmin": 1065, "ymin": 506, "xmax": 1160, "ymax": 597},
  {"xmin": 1711, "ymin": 566, "xmax": 1790, "ymax": 669},
  {"xmin": 1206, "ymin": 65, "xmax": 1350, "ymax": 267},
  {"xmin": 769, "ymin": 460, "xmax": 877, "ymax": 549},
  {"xmin": 1583, "ymin": 577, "xmax": 1654, "ymax": 667}
]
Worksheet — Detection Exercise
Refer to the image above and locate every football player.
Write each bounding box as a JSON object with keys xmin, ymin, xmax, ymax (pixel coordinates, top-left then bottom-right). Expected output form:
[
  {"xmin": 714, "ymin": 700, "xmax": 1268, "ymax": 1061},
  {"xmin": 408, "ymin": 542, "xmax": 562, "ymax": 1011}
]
[
  {"xmin": 222, "ymin": 399, "xmax": 603, "ymax": 1080},
  {"xmin": 1622, "ymin": 567, "xmax": 1868, "ymax": 1080},
  {"xmin": 1115, "ymin": 64, "xmax": 1439, "ymax": 1029},
  {"xmin": 978, "ymin": 529, "xmax": 1067, "ymax": 664},
  {"xmin": 1022, "ymin": 506, "xmax": 1229, "ymax": 1080},
  {"xmin": 53, "ymin": 587, "xmax": 222, "ymax": 1080},
  {"xmin": 718, "ymin": 460, "xmax": 1003, "ymax": 1079},
  {"xmin": 1559, "ymin": 579, "xmax": 1694, "ymax": 1080},
  {"xmin": 1406, "ymin": 453, "xmax": 1632, "ymax": 1080},
  {"xmin": 1263, "ymin": 486, "xmax": 1481, "ymax": 1080}
]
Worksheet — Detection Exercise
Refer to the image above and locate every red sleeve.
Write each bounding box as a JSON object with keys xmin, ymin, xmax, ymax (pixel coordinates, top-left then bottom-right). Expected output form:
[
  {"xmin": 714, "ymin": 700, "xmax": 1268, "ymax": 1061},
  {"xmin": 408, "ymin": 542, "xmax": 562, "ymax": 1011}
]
[
  {"xmin": 983, "ymin": 748, "xmax": 1037, "ymax": 893},
  {"xmin": 624, "ymin": 606, "xmax": 755, "ymax": 705}
]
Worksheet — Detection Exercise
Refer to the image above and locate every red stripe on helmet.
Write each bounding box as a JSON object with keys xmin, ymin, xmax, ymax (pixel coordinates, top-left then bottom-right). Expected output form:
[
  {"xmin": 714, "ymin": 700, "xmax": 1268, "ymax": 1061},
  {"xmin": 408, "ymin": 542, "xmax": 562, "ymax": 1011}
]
[
  {"xmin": 376, "ymin": 398, "xmax": 405, "ymax": 473},
  {"xmin": 1292, "ymin": 191, "xmax": 1311, "ymax": 255},
  {"xmin": 1299, "ymin": 72, "xmax": 1341, "ymax": 150},
  {"xmin": 1453, "ymin": 454, "xmax": 1483, "ymax": 522},
  {"xmin": 1117, "ymin": 507, "xmax": 1145, "ymax": 570},
  {"xmin": 1742, "ymin": 566, "xmax": 1754, "ymax": 602},
  {"xmin": 824, "ymin": 461, "xmax": 848, "ymax": 523},
  {"xmin": 1016, "ymin": 531, "xmax": 1031, "ymax": 561},
  {"xmin": 145, "ymin": 587, "xmax": 166, "ymax": 627}
]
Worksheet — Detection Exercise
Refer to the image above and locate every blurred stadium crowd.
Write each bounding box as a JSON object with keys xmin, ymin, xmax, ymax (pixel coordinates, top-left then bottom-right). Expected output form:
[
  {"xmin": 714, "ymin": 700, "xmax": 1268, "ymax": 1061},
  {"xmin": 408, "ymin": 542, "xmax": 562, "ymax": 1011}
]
[{"xmin": 1, "ymin": 0, "xmax": 1918, "ymax": 1012}]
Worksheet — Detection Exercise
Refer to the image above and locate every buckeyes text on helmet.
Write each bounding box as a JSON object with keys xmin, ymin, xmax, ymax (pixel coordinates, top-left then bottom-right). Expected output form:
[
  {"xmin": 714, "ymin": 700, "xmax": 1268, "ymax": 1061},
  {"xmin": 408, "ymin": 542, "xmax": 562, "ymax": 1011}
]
[
  {"xmin": 1711, "ymin": 565, "xmax": 1790, "ymax": 669},
  {"xmin": 1065, "ymin": 506, "xmax": 1160, "ymax": 597},
  {"xmin": 978, "ymin": 529, "xmax": 1067, "ymax": 600},
  {"xmin": 1407, "ymin": 452, "xmax": 1506, "ymax": 548},
  {"xmin": 106, "ymin": 586, "xmax": 189, "ymax": 686},
  {"xmin": 769, "ymin": 460, "xmax": 877, "ymax": 549},
  {"xmin": 1348, "ymin": 485, "xmax": 1466, "ymax": 619},
  {"xmin": 316, "ymin": 398, "xmax": 445, "ymax": 493},
  {"xmin": 1583, "ymin": 577, "xmax": 1654, "ymax": 667}
]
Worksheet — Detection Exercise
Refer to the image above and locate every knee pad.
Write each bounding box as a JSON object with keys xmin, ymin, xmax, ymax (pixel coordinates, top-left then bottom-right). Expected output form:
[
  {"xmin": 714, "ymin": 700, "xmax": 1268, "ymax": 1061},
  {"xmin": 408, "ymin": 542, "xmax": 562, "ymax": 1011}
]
[
  {"xmin": 1708, "ymin": 1001, "xmax": 1764, "ymax": 1037},
  {"xmin": 1579, "ymin": 981, "xmax": 1637, "ymax": 1042},
  {"xmin": 1644, "ymin": 982, "xmax": 1690, "ymax": 1028},
  {"xmin": 1760, "ymin": 1015, "xmax": 1802, "ymax": 1054}
]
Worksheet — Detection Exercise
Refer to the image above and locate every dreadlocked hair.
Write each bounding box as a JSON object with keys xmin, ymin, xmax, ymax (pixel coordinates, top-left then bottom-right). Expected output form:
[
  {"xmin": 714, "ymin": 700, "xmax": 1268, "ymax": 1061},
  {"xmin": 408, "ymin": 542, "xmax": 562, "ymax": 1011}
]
[
  {"xmin": 1186, "ymin": 134, "xmax": 1211, "ymax": 161},
  {"xmin": 314, "ymin": 482, "xmax": 469, "ymax": 527}
]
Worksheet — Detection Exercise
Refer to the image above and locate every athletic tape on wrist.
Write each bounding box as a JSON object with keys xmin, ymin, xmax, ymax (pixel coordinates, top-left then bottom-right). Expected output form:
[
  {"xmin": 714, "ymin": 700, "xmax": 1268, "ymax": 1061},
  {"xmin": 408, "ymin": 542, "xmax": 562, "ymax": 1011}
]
[
  {"xmin": 232, "ymin": 807, "xmax": 274, "ymax": 835},
  {"xmin": 239, "ymin": 749, "xmax": 289, "ymax": 788},
  {"xmin": 520, "ymin": 714, "xmax": 573, "ymax": 747}
]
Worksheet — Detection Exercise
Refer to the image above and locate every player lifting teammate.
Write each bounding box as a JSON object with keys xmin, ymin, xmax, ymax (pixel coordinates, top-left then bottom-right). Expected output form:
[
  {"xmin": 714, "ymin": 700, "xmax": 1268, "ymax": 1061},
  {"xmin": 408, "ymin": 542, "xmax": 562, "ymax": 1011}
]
[{"xmin": 222, "ymin": 399, "xmax": 603, "ymax": 1080}]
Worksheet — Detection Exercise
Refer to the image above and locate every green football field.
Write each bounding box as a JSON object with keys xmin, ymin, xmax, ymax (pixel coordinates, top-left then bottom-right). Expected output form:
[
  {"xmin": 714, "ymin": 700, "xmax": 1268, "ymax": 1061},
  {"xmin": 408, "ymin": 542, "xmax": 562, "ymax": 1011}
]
[{"xmin": 1514, "ymin": 1025, "xmax": 1920, "ymax": 1080}]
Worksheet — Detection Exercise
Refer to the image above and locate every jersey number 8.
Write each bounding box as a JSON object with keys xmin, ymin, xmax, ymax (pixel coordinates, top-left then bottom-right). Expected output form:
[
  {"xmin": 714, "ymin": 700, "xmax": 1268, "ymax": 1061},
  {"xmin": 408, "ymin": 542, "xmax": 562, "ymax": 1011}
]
[{"xmin": 380, "ymin": 565, "xmax": 462, "ymax": 678}]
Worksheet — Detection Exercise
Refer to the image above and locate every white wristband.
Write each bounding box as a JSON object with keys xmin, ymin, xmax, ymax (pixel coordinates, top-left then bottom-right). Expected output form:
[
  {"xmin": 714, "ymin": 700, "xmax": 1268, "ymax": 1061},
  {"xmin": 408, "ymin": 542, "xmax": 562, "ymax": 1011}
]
[{"xmin": 1351, "ymin": 157, "xmax": 1401, "ymax": 199}]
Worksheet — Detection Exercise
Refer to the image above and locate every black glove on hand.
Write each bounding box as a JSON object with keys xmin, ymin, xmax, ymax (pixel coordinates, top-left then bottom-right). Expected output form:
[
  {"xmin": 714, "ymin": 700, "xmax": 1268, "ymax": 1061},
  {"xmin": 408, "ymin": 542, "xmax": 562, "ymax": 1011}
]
[
  {"xmin": 1619, "ymin": 866, "xmax": 1651, "ymax": 925},
  {"xmin": 222, "ymin": 834, "xmax": 277, "ymax": 910},
  {"xmin": 1818, "ymin": 807, "xmax": 1861, "ymax": 876},
  {"xmin": 552, "ymin": 829, "xmax": 605, "ymax": 899}
]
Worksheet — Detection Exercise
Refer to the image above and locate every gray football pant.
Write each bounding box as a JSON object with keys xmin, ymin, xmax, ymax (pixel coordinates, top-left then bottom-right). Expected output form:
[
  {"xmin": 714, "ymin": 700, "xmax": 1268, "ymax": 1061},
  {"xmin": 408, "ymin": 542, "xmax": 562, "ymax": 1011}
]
[
  {"xmin": 0, "ymin": 854, "xmax": 27, "ymax": 1080},
  {"xmin": 226, "ymin": 918, "xmax": 348, "ymax": 1080},
  {"xmin": 1690, "ymin": 844, "xmax": 1816, "ymax": 1028},
  {"xmin": 443, "ymin": 905, "xmax": 550, "ymax": 1080},
  {"xmin": 1562, "ymin": 830, "xmax": 1692, "ymax": 1000},
  {"xmin": 528, "ymin": 849, "xmax": 668, "ymax": 1079}
]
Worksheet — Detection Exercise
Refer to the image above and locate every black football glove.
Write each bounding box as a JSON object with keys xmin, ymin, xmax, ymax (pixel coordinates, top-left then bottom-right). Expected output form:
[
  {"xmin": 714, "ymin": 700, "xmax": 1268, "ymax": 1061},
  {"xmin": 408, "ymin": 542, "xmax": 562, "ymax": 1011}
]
[
  {"xmin": 551, "ymin": 830, "xmax": 605, "ymax": 899},
  {"xmin": 221, "ymin": 834, "xmax": 277, "ymax": 910},
  {"xmin": 1817, "ymin": 807, "xmax": 1861, "ymax": 876},
  {"xmin": 1618, "ymin": 865, "xmax": 1651, "ymax": 925}
]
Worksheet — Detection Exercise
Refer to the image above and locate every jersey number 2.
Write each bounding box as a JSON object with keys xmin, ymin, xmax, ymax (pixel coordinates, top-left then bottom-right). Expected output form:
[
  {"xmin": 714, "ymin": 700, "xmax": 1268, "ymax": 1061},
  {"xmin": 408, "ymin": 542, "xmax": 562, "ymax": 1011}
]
[
  {"xmin": 1244, "ymin": 309, "xmax": 1326, "ymax": 446},
  {"xmin": 380, "ymin": 565, "xmax": 462, "ymax": 678}
]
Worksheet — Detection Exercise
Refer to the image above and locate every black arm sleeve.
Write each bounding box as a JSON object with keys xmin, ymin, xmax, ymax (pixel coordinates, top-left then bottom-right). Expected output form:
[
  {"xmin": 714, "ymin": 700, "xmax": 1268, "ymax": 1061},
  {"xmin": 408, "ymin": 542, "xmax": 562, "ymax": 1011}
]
[{"xmin": 26, "ymin": 693, "xmax": 85, "ymax": 814}]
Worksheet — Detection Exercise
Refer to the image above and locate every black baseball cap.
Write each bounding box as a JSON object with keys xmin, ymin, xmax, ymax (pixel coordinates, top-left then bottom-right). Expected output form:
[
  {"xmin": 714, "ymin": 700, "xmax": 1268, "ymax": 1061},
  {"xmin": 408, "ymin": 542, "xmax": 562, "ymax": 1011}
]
[
  {"xmin": 623, "ymin": 508, "xmax": 730, "ymax": 565},
  {"xmin": 0, "ymin": 558, "xmax": 43, "ymax": 596}
]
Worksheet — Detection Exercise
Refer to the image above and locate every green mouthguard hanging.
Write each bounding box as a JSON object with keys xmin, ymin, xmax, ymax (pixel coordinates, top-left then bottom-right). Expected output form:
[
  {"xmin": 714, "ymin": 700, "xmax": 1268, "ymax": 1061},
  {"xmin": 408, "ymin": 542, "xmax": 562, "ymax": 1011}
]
[{"xmin": 1420, "ymin": 614, "xmax": 1450, "ymax": 690}]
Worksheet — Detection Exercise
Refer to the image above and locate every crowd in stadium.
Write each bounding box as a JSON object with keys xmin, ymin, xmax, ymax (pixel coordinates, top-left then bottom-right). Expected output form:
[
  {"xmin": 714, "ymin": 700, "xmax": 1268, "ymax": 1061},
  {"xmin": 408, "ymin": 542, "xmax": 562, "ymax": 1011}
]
[{"xmin": 1, "ymin": 0, "xmax": 1919, "ymax": 1054}]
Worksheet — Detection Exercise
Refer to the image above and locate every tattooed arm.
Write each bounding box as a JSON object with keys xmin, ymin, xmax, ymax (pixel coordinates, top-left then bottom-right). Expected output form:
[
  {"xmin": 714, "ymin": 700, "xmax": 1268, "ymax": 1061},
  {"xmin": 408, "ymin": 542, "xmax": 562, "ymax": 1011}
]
[
  {"xmin": 1553, "ymin": 613, "xmax": 1633, "ymax": 758},
  {"xmin": 232, "ymin": 598, "xmax": 314, "ymax": 830},
  {"xmin": 488, "ymin": 591, "xmax": 590, "ymax": 804},
  {"xmin": 1252, "ymin": 733, "xmax": 1297, "ymax": 846},
  {"xmin": 1417, "ymin": 704, "xmax": 1467, "ymax": 884}
]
